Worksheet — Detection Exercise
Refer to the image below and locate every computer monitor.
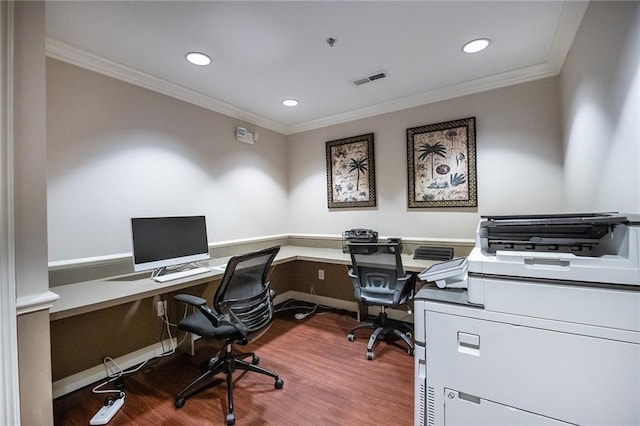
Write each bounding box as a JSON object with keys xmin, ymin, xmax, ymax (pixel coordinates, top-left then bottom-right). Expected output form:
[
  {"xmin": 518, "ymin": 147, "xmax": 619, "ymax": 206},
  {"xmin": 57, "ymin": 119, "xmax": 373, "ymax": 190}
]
[{"xmin": 130, "ymin": 216, "xmax": 210, "ymax": 272}]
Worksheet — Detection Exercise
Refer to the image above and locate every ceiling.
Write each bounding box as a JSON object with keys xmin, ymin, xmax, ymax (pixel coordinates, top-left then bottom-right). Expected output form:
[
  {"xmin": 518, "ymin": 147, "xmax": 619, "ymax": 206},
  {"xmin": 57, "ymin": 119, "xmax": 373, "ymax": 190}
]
[{"xmin": 45, "ymin": 1, "xmax": 589, "ymax": 135}]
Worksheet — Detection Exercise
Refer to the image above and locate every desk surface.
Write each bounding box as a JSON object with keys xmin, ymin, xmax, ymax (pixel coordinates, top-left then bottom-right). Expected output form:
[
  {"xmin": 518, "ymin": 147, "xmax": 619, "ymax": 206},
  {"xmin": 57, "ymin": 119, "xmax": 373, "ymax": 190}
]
[{"xmin": 49, "ymin": 245, "xmax": 436, "ymax": 321}]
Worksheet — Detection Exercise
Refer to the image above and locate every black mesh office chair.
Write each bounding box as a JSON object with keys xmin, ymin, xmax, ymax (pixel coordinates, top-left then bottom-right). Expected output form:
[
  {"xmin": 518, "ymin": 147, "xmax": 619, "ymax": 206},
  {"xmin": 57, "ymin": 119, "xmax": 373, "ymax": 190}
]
[
  {"xmin": 173, "ymin": 246, "xmax": 283, "ymax": 426},
  {"xmin": 347, "ymin": 242, "xmax": 416, "ymax": 360}
]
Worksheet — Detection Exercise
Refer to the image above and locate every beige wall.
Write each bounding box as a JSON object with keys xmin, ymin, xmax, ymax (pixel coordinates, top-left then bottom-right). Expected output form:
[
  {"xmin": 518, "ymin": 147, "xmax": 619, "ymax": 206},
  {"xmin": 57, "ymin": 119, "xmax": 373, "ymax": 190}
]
[
  {"xmin": 45, "ymin": 3, "xmax": 640, "ymax": 265},
  {"xmin": 7, "ymin": 0, "xmax": 638, "ymax": 421},
  {"xmin": 287, "ymin": 77, "xmax": 565, "ymax": 240},
  {"xmin": 14, "ymin": 1, "xmax": 48, "ymax": 300},
  {"xmin": 13, "ymin": 2, "xmax": 54, "ymax": 425},
  {"xmin": 560, "ymin": 1, "xmax": 640, "ymax": 213},
  {"xmin": 0, "ymin": 2, "xmax": 20, "ymax": 423},
  {"xmin": 47, "ymin": 59, "xmax": 290, "ymax": 263},
  {"xmin": 17, "ymin": 312, "xmax": 53, "ymax": 425}
]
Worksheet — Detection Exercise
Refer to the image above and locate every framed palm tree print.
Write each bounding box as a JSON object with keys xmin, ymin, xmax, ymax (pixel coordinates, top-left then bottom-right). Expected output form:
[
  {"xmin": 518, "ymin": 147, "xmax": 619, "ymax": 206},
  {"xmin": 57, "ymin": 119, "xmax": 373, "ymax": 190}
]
[
  {"xmin": 407, "ymin": 117, "xmax": 477, "ymax": 208},
  {"xmin": 326, "ymin": 133, "xmax": 376, "ymax": 208}
]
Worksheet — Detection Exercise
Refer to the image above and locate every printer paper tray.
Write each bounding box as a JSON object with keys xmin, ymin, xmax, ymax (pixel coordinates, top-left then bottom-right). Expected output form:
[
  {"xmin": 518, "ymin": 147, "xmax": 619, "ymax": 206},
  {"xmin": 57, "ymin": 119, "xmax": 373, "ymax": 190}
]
[{"xmin": 468, "ymin": 248, "xmax": 640, "ymax": 286}]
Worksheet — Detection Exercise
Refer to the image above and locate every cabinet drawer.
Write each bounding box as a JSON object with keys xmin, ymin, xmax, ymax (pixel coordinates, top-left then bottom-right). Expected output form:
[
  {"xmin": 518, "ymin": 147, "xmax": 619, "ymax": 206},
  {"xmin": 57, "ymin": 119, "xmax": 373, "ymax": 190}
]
[
  {"xmin": 444, "ymin": 389, "xmax": 571, "ymax": 425},
  {"xmin": 426, "ymin": 311, "xmax": 639, "ymax": 425}
]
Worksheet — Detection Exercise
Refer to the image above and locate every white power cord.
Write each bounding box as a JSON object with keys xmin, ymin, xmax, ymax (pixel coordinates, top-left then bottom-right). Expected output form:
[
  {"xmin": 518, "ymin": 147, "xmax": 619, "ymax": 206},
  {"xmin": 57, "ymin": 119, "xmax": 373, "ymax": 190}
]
[
  {"xmin": 294, "ymin": 302, "xmax": 319, "ymax": 320},
  {"xmin": 93, "ymin": 299, "xmax": 188, "ymax": 397}
]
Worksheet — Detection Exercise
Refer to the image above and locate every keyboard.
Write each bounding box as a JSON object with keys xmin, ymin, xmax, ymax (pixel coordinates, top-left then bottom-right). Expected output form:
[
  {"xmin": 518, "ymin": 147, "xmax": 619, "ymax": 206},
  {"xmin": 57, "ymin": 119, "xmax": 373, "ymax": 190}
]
[
  {"xmin": 211, "ymin": 264, "xmax": 227, "ymax": 272},
  {"xmin": 152, "ymin": 266, "xmax": 210, "ymax": 283}
]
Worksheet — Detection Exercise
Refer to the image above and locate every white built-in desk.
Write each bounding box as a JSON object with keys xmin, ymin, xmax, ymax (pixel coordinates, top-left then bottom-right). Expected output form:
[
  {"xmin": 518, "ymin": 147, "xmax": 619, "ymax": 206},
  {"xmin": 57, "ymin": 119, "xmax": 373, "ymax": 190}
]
[{"xmin": 50, "ymin": 245, "xmax": 436, "ymax": 321}]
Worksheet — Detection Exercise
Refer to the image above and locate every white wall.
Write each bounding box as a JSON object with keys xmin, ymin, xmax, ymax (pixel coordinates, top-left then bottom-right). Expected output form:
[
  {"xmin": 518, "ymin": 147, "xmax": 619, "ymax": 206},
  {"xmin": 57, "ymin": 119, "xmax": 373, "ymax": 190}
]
[
  {"xmin": 46, "ymin": 1, "xmax": 640, "ymax": 263},
  {"xmin": 560, "ymin": 1, "xmax": 640, "ymax": 213},
  {"xmin": 287, "ymin": 77, "xmax": 565, "ymax": 240},
  {"xmin": 12, "ymin": 2, "xmax": 55, "ymax": 424},
  {"xmin": 47, "ymin": 59, "xmax": 289, "ymax": 262},
  {"xmin": 14, "ymin": 2, "xmax": 48, "ymax": 300},
  {"xmin": 0, "ymin": 2, "xmax": 18, "ymax": 422}
]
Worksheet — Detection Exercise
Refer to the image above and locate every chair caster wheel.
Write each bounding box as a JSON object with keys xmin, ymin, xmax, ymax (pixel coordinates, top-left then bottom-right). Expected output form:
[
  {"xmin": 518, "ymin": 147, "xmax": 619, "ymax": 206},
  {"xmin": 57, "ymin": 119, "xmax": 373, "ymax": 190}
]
[
  {"xmin": 252, "ymin": 355, "xmax": 260, "ymax": 365},
  {"xmin": 405, "ymin": 332, "xmax": 413, "ymax": 339},
  {"xmin": 175, "ymin": 396, "xmax": 185, "ymax": 409},
  {"xmin": 275, "ymin": 378, "xmax": 284, "ymax": 389},
  {"xmin": 347, "ymin": 333, "xmax": 355, "ymax": 342},
  {"xmin": 366, "ymin": 351, "xmax": 374, "ymax": 361},
  {"xmin": 226, "ymin": 412, "xmax": 235, "ymax": 425}
]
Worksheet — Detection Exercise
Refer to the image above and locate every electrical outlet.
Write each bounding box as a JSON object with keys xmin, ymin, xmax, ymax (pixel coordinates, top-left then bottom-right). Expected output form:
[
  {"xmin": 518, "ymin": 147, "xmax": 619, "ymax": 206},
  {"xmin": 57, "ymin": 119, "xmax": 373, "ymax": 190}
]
[
  {"xmin": 318, "ymin": 269, "xmax": 324, "ymax": 280},
  {"xmin": 156, "ymin": 300, "xmax": 166, "ymax": 317}
]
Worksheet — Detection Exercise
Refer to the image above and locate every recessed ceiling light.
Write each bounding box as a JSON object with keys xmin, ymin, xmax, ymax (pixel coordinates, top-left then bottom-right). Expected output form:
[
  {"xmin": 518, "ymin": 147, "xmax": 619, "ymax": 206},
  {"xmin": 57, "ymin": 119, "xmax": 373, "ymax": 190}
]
[
  {"xmin": 462, "ymin": 38, "xmax": 490, "ymax": 54},
  {"xmin": 282, "ymin": 99, "xmax": 299, "ymax": 107},
  {"xmin": 185, "ymin": 52, "xmax": 211, "ymax": 66}
]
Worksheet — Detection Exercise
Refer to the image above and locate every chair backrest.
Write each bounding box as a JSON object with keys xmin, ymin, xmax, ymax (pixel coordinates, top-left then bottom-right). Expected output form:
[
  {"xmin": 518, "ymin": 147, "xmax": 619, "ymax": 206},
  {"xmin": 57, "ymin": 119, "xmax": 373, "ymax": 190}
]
[
  {"xmin": 348, "ymin": 243, "xmax": 413, "ymax": 307},
  {"xmin": 214, "ymin": 246, "xmax": 280, "ymax": 343}
]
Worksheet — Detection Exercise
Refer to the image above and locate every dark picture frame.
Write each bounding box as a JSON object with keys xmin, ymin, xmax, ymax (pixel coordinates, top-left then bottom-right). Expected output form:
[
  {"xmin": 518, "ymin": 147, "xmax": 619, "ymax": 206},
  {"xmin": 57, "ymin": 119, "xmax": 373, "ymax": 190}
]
[
  {"xmin": 407, "ymin": 117, "xmax": 477, "ymax": 208},
  {"xmin": 326, "ymin": 133, "xmax": 376, "ymax": 208}
]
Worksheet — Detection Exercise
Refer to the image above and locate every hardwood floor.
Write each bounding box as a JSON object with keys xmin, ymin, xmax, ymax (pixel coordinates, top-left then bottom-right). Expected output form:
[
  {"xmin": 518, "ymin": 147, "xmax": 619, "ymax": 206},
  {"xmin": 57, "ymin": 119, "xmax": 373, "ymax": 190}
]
[{"xmin": 53, "ymin": 308, "xmax": 415, "ymax": 425}]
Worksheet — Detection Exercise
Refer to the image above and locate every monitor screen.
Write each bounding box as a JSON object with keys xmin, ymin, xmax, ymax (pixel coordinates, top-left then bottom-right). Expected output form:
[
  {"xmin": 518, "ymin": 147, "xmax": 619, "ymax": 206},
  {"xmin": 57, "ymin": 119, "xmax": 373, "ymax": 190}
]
[{"xmin": 131, "ymin": 216, "xmax": 210, "ymax": 271}]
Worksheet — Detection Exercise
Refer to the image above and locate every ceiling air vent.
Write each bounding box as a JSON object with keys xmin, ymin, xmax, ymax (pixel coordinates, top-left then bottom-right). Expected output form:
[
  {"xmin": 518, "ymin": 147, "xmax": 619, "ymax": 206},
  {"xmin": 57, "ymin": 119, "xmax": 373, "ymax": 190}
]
[{"xmin": 352, "ymin": 70, "xmax": 388, "ymax": 86}]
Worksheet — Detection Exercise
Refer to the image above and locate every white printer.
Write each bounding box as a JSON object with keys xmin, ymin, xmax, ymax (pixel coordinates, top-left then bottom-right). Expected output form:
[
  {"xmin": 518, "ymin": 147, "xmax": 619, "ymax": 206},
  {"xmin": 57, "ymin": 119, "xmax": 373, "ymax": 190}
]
[{"xmin": 414, "ymin": 213, "xmax": 640, "ymax": 426}]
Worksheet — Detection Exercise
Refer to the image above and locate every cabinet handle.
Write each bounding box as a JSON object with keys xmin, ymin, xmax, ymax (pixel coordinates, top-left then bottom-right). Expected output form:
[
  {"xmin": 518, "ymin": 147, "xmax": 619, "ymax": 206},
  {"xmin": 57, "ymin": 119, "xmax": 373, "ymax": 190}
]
[
  {"xmin": 457, "ymin": 331, "xmax": 480, "ymax": 355},
  {"xmin": 523, "ymin": 257, "xmax": 570, "ymax": 269}
]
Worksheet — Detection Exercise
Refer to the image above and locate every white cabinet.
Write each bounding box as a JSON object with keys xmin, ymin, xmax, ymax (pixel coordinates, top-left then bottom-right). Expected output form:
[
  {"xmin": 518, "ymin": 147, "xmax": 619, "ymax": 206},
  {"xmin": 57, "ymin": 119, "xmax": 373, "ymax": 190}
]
[
  {"xmin": 444, "ymin": 389, "xmax": 571, "ymax": 426},
  {"xmin": 414, "ymin": 285, "xmax": 640, "ymax": 426}
]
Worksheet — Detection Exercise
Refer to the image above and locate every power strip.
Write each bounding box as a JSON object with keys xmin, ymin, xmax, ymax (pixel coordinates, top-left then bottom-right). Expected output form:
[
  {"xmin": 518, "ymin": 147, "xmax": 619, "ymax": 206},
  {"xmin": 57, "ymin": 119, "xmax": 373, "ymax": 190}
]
[{"xmin": 89, "ymin": 396, "xmax": 124, "ymax": 425}]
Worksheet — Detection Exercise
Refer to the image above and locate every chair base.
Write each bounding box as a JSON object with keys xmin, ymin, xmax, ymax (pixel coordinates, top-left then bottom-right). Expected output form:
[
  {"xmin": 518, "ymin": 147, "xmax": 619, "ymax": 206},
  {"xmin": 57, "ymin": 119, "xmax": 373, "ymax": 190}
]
[
  {"xmin": 347, "ymin": 311, "xmax": 414, "ymax": 360},
  {"xmin": 175, "ymin": 342, "xmax": 283, "ymax": 425}
]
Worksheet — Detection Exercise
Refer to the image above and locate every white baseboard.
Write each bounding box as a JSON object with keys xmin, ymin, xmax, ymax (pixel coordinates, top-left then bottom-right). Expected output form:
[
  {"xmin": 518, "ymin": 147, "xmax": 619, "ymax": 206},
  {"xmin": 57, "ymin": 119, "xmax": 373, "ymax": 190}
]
[
  {"xmin": 275, "ymin": 290, "xmax": 359, "ymax": 313},
  {"xmin": 53, "ymin": 292, "xmax": 413, "ymax": 398},
  {"xmin": 275, "ymin": 290, "xmax": 414, "ymax": 323},
  {"xmin": 52, "ymin": 337, "xmax": 177, "ymax": 399}
]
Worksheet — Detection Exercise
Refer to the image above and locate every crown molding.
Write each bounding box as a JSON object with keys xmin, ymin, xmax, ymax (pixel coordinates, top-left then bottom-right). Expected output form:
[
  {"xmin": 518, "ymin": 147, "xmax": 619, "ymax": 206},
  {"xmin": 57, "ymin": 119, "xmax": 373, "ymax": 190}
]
[
  {"xmin": 46, "ymin": 2, "xmax": 586, "ymax": 136},
  {"xmin": 45, "ymin": 38, "xmax": 289, "ymax": 135},
  {"xmin": 285, "ymin": 2, "xmax": 589, "ymax": 134},
  {"xmin": 547, "ymin": 1, "xmax": 589, "ymax": 74},
  {"xmin": 286, "ymin": 62, "xmax": 559, "ymax": 134}
]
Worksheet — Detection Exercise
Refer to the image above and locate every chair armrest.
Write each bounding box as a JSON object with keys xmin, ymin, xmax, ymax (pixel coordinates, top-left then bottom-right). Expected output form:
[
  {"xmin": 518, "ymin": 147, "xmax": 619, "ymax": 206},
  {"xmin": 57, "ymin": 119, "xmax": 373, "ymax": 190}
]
[
  {"xmin": 266, "ymin": 282, "xmax": 275, "ymax": 300},
  {"xmin": 347, "ymin": 268, "xmax": 362, "ymax": 300},
  {"xmin": 174, "ymin": 294, "xmax": 206, "ymax": 306},
  {"xmin": 392, "ymin": 273, "xmax": 416, "ymax": 305},
  {"xmin": 174, "ymin": 294, "xmax": 221, "ymax": 327}
]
